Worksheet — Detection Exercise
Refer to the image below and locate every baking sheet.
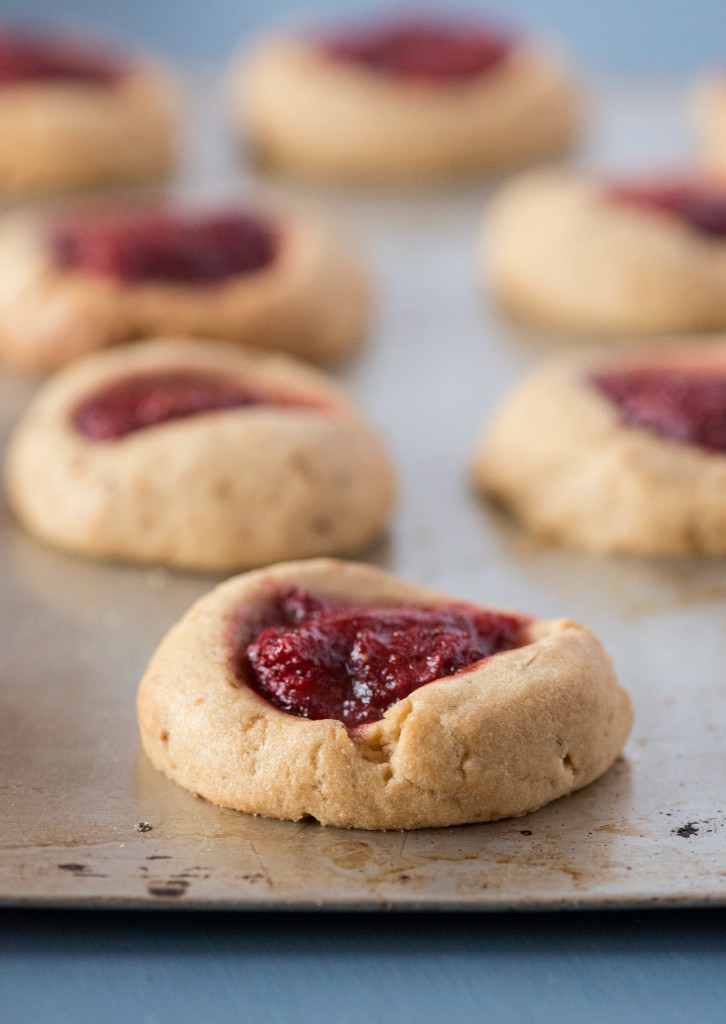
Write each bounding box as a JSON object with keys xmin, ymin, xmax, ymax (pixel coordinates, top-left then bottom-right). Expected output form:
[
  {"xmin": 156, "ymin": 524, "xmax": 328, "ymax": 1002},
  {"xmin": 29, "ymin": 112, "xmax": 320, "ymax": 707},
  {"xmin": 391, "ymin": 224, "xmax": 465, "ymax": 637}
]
[{"xmin": 1, "ymin": 79, "xmax": 725, "ymax": 910}]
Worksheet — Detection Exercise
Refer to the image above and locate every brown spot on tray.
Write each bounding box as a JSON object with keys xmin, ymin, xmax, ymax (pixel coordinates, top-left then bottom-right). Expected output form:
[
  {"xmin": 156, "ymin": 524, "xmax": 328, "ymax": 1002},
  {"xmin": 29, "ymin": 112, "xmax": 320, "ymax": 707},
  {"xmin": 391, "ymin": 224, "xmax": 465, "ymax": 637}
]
[
  {"xmin": 325, "ymin": 840, "xmax": 373, "ymax": 871},
  {"xmin": 147, "ymin": 879, "xmax": 189, "ymax": 898},
  {"xmin": 57, "ymin": 862, "xmax": 108, "ymax": 878},
  {"xmin": 594, "ymin": 822, "xmax": 642, "ymax": 836}
]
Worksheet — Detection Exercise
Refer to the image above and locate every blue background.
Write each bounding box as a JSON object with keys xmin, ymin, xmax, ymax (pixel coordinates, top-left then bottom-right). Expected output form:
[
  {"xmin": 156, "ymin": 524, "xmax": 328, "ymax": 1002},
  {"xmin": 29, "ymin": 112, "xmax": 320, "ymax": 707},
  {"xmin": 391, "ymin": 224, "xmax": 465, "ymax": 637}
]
[{"xmin": 3, "ymin": 908, "xmax": 726, "ymax": 1024}]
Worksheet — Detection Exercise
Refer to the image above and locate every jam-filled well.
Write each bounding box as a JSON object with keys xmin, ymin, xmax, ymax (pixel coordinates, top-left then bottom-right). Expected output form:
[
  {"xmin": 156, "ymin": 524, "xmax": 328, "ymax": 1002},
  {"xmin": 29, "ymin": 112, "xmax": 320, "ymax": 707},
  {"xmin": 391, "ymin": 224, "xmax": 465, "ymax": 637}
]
[
  {"xmin": 74, "ymin": 369, "xmax": 311, "ymax": 441},
  {"xmin": 592, "ymin": 365, "xmax": 726, "ymax": 453},
  {"xmin": 606, "ymin": 180, "xmax": 726, "ymax": 237},
  {"xmin": 50, "ymin": 210, "xmax": 277, "ymax": 285},
  {"xmin": 229, "ymin": 586, "xmax": 529, "ymax": 729},
  {"xmin": 321, "ymin": 19, "xmax": 513, "ymax": 83},
  {"xmin": 0, "ymin": 27, "xmax": 127, "ymax": 87}
]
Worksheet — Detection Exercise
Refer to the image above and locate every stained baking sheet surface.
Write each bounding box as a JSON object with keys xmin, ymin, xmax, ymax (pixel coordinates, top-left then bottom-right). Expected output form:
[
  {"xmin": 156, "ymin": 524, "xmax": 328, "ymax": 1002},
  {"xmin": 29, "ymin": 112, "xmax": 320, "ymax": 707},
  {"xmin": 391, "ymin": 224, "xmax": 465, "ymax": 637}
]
[{"xmin": 1, "ymin": 80, "xmax": 725, "ymax": 910}]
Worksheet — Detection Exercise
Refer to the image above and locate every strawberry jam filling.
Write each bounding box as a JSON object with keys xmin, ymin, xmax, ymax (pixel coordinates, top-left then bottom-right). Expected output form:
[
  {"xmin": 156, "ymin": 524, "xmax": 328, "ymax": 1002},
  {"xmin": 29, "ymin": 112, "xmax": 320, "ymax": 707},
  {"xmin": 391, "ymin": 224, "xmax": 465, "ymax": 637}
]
[
  {"xmin": 0, "ymin": 27, "xmax": 127, "ymax": 86},
  {"xmin": 74, "ymin": 369, "xmax": 310, "ymax": 441},
  {"xmin": 228, "ymin": 586, "xmax": 529, "ymax": 729},
  {"xmin": 50, "ymin": 211, "xmax": 277, "ymax": 285},
  {"xmin": 606, "ymin": 181, "xmax": 726, "ymax": 236},
  {"xmin": 321, "ymin": 19, "xmax": 513, "ymax": 82},
  {"xmin": 592, "ymin": 366, "xmax": 726, "ymax": 453}
]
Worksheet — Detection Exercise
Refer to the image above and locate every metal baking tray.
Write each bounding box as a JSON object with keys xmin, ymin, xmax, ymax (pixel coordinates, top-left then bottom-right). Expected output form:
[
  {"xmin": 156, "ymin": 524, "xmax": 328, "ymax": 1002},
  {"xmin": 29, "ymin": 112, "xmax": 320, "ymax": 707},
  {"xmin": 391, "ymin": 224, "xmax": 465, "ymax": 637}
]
[{"xmin": 1, "ymin": 78, "xmax": 725, "ymax": 910}]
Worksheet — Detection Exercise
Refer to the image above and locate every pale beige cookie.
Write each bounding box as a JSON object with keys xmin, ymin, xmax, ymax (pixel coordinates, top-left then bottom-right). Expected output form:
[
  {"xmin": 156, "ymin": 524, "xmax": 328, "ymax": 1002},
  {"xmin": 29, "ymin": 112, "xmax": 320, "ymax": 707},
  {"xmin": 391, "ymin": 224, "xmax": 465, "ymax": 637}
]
[
  {"xmin": 0, "ymin": 33, "xmax": 175, "ymax": 198},
  {"xmin": 693, "ymin": 74, "xmax": 726, "ymax": 175},
  {"xmin": 4, "ymin": 339, "xmax": 395, "ymax": 570},
  {"xmin": 233, "ymin": 24, "xmax": 579, "ymax": 182},
  {"xmin": 472, "ymin": 343, "xmax": 726, "ymax": 555},
  {"xmin": 137, "ymin": 558, "xmax": 632, "ymax": 830},
  {"xmin": 0, "ymin": 205, "xmax": 368, "ymax": 372},
  {"xmin": 485, "ymin": 171, "xmax": 726, "ymax": 334}
]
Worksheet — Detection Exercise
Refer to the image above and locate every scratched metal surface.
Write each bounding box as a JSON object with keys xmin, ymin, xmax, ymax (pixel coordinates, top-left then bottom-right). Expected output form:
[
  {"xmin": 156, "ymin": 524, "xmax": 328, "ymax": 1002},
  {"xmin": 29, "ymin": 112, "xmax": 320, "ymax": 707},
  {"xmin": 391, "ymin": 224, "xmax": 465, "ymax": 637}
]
[{"xmin": 1, "ymin": 79, "xmax": 725, "ymax": 910}]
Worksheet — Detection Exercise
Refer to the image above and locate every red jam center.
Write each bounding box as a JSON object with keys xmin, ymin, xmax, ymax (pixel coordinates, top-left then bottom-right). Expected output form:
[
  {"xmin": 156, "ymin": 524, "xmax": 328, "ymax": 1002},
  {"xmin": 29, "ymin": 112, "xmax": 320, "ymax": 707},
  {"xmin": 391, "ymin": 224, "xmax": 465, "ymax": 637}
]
[
  {"xmin": 50, "ymin": 211, "xmax": 277, "ymax": 285},
  {"xmin": 607, "ymin": 181, "xmax": 726, "ymax": 236},
  {"xmin": 592, "ymin": 367, "xmax": 726, "ymax": 453},
  {"xmin": 73, "ymin": 369, "xmax": 304, "ymax": 441},
  {"xmin": 229, "ymin": 586, "xmax": 528, "ymax": 729},
  {"xmin": 321, "ymin": 19, "xmax": 513, "ymax": 82},
  {"xmin": 0, "ymin": 28, "xmax": 126, "ymax": 86}
]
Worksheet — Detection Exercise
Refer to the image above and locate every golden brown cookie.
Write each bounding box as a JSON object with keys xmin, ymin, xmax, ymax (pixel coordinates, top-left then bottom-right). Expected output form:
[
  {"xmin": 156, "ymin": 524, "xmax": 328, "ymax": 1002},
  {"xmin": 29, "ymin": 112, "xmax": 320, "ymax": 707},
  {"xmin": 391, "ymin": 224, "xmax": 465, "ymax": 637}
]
[
  {"xmin": 234, "ymin": 17, "xmax": 579, "ymax": 182},
  {"xmin": 472, "ymin": 343, "xmax": 726, "ymax": 555},
  {"xmin": 693, "ymin": 73, "xmax": 726, "ymax": 174},
  {"xmin": 485, "ymin": 170, "xmax": 726, "ymax": 334},
  {"xmin": 0, "ymin": 26, "xmax": 174, "ymax": 198},
  {"xmin": 0, "ymin": 203, "xmax": 368, "ymax": 372},
  {"xmin": 4, "ymin": 339, "xmax": 395, "ymax": 570},
  {"xmin": 137, "ymin": 558, "xmax": 633, "ymax": 830}
]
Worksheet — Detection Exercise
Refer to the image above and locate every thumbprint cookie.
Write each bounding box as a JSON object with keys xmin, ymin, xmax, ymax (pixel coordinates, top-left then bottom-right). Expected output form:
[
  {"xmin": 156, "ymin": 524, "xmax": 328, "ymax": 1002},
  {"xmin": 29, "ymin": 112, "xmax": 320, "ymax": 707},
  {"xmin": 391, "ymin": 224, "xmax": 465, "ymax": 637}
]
[
  {"xmin": 0, "ymin": 203, "xmax": 368, "ymax": 371},
  {"xmin": 486, "ymin": 170, "xmax": 726, "ymax": 334},
  {"xmin": 137, "ymin": 559, "xmax": 632, "ymax": 829},
  {"xmin": 693, "ymin": 72, "xmax": 726, "ymax": 175},
  {"xmin": 4, "ymin": 339, "xmax": 395, "ymax": 570},
  {"xmin": 472, "ymin": 344, "xmax": 726, "ymax": 555},
  {"xmin": 0, "ymin": 24, "xmax": 174, "ymax": 197},
  {"xmin": 234, "ymin": 15, "xmax": 579, "ymax": 181}
]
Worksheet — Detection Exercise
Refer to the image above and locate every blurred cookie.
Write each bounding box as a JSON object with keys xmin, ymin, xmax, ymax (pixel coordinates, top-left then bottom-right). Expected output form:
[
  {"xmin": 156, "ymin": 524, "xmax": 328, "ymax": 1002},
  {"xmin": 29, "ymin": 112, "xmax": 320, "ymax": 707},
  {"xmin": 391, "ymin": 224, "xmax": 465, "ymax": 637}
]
[
  {"xmin": 234, "ymin": 16, "xmax": 579, "ymax": 181},
  {"xmin": 137, "ymin": 558, "xmax": 632, "ymax": 829},
  {"xmin": 486, "ymin": 170, "xmax": 726, "ymax": 334},
  {"xmin": 693, "ymin": 73, "xmax": 726, "ymax": 174},
  {"xmin": 0, "ymin": 204, "xmax": 368, "ymax": 370},
  {"xmin": 0, "ymin": 25, "xmax": 174, "ymax": 197},
  {"xmin": 4, "ymin": 339, "xmax": 395, "ymax": 570},
  {"xmin": 472, "ymin": 343, "xmax": 726, "ymax": 554}
]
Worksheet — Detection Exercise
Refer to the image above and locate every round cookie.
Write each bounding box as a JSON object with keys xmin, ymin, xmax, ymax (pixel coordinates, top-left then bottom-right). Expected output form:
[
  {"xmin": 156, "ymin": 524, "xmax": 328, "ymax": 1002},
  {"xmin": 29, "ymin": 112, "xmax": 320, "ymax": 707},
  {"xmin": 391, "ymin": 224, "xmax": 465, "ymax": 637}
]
[
  {"xmin": 233, "ymin": 17, "xmax": 579, "ymax": 182},
  {"xmin": 486, "ymin": 171, "xmax": 726, "ymax": 335},
  {"xmin": 0, "ymin": 204, "xmax": 368, "ymax": 372},
  {"xmin": 693, "ymin": 73, "xmax": 726, "ymax": 174},
  {"xmin": 0, "ymin": 26, "xmax": 175, "ymax": 198},
  {"xmin": 472, "ymin": 343, "xmax": 726, "ymax": 555},
  {"xmin": 4, "ymin": 339, "xmax": 395, "ymax": 570},
  {"xmin": 137, "ymin": 558, "xmax": 633, "ymax": 830}
]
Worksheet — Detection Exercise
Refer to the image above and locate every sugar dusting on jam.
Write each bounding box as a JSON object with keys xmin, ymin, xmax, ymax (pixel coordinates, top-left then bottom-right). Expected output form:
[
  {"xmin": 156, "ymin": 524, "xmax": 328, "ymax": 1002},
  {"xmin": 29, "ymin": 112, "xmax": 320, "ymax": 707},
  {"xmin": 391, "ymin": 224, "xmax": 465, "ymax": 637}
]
[
  {"xmin": 0, "ymin": 27, "xmax": 127, "ymax": 86},
  {"xmin": 606, "ymin": 181, "xmax": 726, "ymax": 236},
  {"xmin": 228, "ymin": 586, "xmax": 529, "ymax": 729},
  {"xmin": 592, "ymin": 366, "xmax": 726, "ymax": 453},
  {"xmin": 50, "ymin": 210, "xmax": 277, "ymax": 285},
  {"xmin": 321, "ymin": 19, "xmax": 513, "ymax": 82},
  {"xmin": 73, "ymin": 369, "xmax": 310, "ymax": 441}
]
